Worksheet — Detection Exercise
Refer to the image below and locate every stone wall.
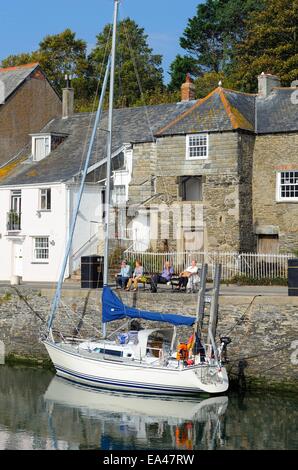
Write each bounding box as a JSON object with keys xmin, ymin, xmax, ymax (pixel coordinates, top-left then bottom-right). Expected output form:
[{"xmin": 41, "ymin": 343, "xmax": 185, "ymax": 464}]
[
  {"xmin": 0, "ymin": 286, "xmax": 297, "ymax": 392},
  {"xmin": 253, "ymin": 133, "xmax": 298, "ymax": 253},
  {"xmin": 129, "ymin": 131, "xmax": 254, "ymax": 252},
  {"xmin": 129, "ymin": 142, "xmax": 156, "ymax": 205},
  {"xmin": 0, "ymin": 73, "xmax": 61, "ymax": 165}
]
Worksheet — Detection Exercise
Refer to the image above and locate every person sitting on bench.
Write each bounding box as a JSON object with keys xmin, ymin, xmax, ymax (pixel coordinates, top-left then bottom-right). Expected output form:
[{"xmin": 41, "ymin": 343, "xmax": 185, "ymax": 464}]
[
  {"xmin": 175, "ymin": 260, "xmax": 198, "ymax": 291},
  {"xmin": 115, "ymin": 260, "xmax": 131, "ymax": 289},
  {"xmin": 151, "ymin": 260, "xmax": 174, "ymax": 293},
  {"xmin": 125, "ymin": 260, "xmax": 144, "ymax": 291}
]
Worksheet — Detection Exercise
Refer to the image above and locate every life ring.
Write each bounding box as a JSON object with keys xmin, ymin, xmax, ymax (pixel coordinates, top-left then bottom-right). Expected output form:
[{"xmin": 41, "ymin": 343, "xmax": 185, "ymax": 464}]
[{"xmin": 176, "ymin": 343, "xmax": 189, "ymax": 361}]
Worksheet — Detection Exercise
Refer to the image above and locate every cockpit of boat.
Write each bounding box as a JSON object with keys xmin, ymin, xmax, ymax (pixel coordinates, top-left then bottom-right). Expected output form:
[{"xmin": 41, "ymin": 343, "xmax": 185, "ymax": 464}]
[{"xmin": 77, "ymin": 327, "xmax": 177, "ymax": 366}]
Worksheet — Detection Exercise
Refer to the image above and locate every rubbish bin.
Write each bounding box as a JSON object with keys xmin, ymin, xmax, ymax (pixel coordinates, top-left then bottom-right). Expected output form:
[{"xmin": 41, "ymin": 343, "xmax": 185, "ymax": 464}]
[
  {"xmin": 288, "ymin": 259, "xmax": 298, "ymax": 296},
  {"xmin": 81, "ymin": 255, "xmax": 104, "ymax": 289}
]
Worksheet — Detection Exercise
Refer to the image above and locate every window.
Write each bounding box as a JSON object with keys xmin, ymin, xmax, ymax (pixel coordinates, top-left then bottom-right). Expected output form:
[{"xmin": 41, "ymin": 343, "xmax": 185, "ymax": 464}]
[
  {"xmin": 8, "ymin": 190, "xmax": 22, "ymax": 231},
  {"xmin": 33, "ymin": 237, "xmax": 49, "ymax": 262},
  {"xmin": 186, "ymin": 134, "xmax": 208, "ymax": 160},
  {"xmin": 39, "ymin": 188, "xmax": 51, "ymax": 210},
  {"xmin": 112, "ymin": 185, "xmax": 126, "ymax": 205},
  {"xmin": 180, "ymin": 176, "xmax": 203, "ymax": 201},
  {"xmin": 277, "ymin": 171, "xmax": 298, "ymax": 201},
  {"xmin": 33, "ymin": 136, "xmax": 50, "ymax": 161}
]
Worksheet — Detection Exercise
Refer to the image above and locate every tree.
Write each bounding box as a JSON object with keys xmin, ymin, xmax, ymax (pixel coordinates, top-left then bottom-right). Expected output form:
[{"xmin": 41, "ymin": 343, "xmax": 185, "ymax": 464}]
[
  {"xmin": 167, "ymin": 54, "xmax": 201, "ymax": 91},
  {"xmin": 180, "ymin": 0, "xmax": 264, "ymax": 73},
  {"xmin": 233, "ymin": 0, "xmax": 298, "ymax": 92},
  {"xmin": 1, "ymin": 29, "xmax": 90, "ymax": 99},
  {"xmin": 194, "ymin": 71, "xmax": 235, "ymax": 98},
  {"xmin": 89, "ymin": 18, "xmax": 164, "ymax": 107},
  {"xmin": 1, "ymin": 52, "xmax": 39, "ymax": 68}
]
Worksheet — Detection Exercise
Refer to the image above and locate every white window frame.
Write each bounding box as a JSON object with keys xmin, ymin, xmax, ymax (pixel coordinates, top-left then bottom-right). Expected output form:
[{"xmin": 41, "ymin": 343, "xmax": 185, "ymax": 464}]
[
  {"xmin": 31, "ymin": 135, "xmax": 51, "ymax": 162},
  {"xmin": 39, "ymin": 188, "xmax": 51, "ymax": 211},
  {"xmin": 276, "ymin": 171, "xmax": 298, "ymax": 202},
  {"xmin": 186, "ymin": 133, "xmax": 209, "ymax": 160},
  {"xmin": 112, "ymin": 185, "xmax": 126, "ymax": 205},
  {"xmin": 32, "ymin": 237, "xmax": 49, "ymax": 263}
]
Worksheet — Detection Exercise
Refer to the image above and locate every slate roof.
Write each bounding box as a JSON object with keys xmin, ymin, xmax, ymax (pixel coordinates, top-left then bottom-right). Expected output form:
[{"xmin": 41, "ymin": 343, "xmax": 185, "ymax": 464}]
[
  {"xmin": 156, "ymin": 87, "xmax": 256, "ymax": 135},
  {"xmin": 0, "ymin": 82, "xmax": 297, "ymax": 187},
  {"xmin": 257, "ymin": 88, "xmax": 298, "ymax": 134},
  {"xmin": 0, "ymin": 63, "xmax": 39, "ymax": 102},
  {"xmin": 156, "ymin": 86, "xmax": 298, "ymax": 136},
  {"xmin": 0, "ymin": 101, "xmax": 194, "ymax": 186}
]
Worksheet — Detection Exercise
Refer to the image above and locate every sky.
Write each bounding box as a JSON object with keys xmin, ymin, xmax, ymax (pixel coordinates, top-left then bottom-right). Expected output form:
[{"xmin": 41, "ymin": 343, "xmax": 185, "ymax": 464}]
[{"xmin": 0, "ymin": 0, "xmax": 201, "ymax": 83}]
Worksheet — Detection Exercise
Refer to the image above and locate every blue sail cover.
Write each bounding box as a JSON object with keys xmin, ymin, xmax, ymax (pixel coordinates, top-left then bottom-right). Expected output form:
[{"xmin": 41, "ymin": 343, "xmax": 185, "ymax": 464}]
[{"xmin": 102, "ymin": 286, "xmax": 196, "ymax": 326}]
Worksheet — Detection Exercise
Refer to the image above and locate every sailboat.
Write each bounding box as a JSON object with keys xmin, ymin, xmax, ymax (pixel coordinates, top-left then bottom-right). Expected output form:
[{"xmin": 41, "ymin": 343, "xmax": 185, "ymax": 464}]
[{"xmin": 43, "ymin": 0, "xmax": 229, "ymax": 395}]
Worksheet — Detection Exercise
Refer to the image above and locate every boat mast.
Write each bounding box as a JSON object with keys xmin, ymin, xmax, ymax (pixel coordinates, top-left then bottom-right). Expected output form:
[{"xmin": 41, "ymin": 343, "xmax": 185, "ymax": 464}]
[
  {"xmin": 102, "ymin": 0, "xmax": 119, "ymax": 338},
  {"xmin": 46, "ymin": 57, "xmax": 111, "ymax": 334}
]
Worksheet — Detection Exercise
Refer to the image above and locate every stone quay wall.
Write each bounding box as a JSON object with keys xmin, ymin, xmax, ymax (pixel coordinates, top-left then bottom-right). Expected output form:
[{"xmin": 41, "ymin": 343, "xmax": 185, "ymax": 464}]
[{"xmin": 0, "ymin": 286, "xmax": 297, "ymax": 392}]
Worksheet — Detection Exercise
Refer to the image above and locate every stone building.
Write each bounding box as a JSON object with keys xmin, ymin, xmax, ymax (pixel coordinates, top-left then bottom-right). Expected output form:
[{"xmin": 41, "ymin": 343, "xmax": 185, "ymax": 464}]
[
  {"xmin": 128, "ymin": 74, "xmax": 298, "ymax": 254},
  {"xmin": 0, "ymin": 68, "xmax": 297, "ymax": 279},
  {"xmin": 253, "ymin": 80, "xmax": 298, "ymax": 254},
  {"xmin": 0, "ymin": 63, "xmax": 61, "ymax": 174}
]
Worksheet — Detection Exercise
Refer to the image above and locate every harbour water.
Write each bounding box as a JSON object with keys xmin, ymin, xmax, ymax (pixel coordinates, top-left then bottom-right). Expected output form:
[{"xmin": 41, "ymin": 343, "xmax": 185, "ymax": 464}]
[{"xmin": 0, "ymin": 365, "xmax": 297, "ymax": 450}]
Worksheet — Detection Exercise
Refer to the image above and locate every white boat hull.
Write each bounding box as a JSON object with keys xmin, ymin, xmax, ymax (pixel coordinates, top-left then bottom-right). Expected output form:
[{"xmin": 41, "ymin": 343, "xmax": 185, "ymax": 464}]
[{"xmin": 44, "ymin": 341, "xmax": 229, "ymax": 395}]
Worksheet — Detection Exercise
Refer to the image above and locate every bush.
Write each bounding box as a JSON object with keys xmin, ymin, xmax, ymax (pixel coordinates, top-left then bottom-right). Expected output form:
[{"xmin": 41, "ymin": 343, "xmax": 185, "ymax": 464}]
[{"xmin": 228, "ymin": 275, "xmax": 287, "ymax": 286}]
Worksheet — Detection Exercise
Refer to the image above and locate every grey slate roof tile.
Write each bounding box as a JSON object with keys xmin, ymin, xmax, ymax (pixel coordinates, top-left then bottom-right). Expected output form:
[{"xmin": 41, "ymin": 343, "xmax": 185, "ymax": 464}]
[
  {"xmin": 0, "ymin": 84, "xmax": 297, "ymax": 187},
  {"xmin": 257, "ymin": 88, "xmax": 298, "ymax": 133},
  {"xmin": 0, "ymin": 101, "xmax": 194, "ymax": 186},
  {"xmin": 0, "ymin": 64, "xmax": 39, "ymax": 102}
]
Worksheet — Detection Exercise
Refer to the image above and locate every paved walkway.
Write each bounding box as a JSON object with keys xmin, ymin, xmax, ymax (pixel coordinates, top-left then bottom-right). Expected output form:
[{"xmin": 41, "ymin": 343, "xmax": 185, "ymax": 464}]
[{"xmin": 0, "ymin": 280, "xmax": 289, "ymax": 296}]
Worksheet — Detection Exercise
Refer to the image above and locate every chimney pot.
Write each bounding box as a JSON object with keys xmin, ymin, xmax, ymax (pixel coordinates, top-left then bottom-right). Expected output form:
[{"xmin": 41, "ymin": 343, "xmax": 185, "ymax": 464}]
[
  {"xmin": 258, "ymin": 72, "xmax": 281, "ymax": 98},
  {"xmin": 181, "ymin": 73, "xmax": 196, "ymax": 102}
]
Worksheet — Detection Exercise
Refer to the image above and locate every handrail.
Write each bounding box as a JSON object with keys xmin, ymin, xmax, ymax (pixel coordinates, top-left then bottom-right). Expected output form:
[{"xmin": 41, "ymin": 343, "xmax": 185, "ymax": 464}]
[{"xmin": 72, "ymin": 232, "xmax": 99, "ymax": 259}]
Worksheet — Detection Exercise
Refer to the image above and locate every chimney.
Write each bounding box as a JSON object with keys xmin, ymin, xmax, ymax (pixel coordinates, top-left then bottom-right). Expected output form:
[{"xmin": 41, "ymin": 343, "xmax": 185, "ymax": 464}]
[
  {"xmin": 258, "ymin": 72, "xmax": 281, "ymax": 98},
  {"xmin": 181, "ymin": 73, "xmax": 196, "ymax": 102},
  {"xmin": 62, "ymin": 74, "xmax": 74, "ymax": 118}
]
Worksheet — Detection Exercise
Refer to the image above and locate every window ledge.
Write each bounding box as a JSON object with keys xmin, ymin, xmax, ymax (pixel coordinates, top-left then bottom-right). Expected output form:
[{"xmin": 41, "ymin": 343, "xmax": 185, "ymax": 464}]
[
  {"xmin": 276, "ymin": 200, "xmax": 298, "ymax": 204},
  {"xmin": 186, "ymin": 156, "xmax": 208, "ymax": 161},
  {"xmin": 31, "ymin": 262, "xmax": 49, "ymax": 265}
]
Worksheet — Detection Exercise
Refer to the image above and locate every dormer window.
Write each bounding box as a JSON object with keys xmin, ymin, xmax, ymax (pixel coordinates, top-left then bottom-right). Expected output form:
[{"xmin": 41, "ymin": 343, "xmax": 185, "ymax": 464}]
[
  {"xmin": 186, "ymin": 134, "xmax": 208, "ymax": 160},
  {"xmin": 32, "ymin": 135, "xmax": 50, "ymax": 161},
  {"xmin": 30, "ymin": 133, "xmax": 67, "ymax": 162}
]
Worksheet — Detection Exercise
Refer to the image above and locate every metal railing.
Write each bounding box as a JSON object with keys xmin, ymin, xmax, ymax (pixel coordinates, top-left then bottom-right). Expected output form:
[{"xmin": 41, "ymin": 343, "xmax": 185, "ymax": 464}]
[
  {"xmin": 7, "ymin": 211, "xmax": 22, "ymax": 231},
  {"xmin": 123, "ymin": 250, "xmax": 294, "ymax": 280}
]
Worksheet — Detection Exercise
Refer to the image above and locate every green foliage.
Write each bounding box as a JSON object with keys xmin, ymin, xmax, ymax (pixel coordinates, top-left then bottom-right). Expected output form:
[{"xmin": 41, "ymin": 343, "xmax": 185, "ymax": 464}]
[
  {"xmin": 232, "ymin": 0, "xmax": 298, "ymax": 92},
  {"xmin": 168, "ymin": 54, "xmax": 201, "ymax": 91},
  {"xmin": 179, "ymin": 0, "xmax": 264, "ymax": 73},
  {"xmin": 194, "ymin": 71, "xmax": 236, "ymax": 98},
  {"xmin": 89, "ymin": 18, "xmax": 164, "ymax": 107},
  {"xmin": 0, "ymin": 292, "xmax": 12, "ymax": 303},
  {"xmin": 1, "ymin": 29, "xmax": 89, "ymax": 98},
  {"xmin": 229, "ymin": 275, "xmax": 288, "ymax": 286}
]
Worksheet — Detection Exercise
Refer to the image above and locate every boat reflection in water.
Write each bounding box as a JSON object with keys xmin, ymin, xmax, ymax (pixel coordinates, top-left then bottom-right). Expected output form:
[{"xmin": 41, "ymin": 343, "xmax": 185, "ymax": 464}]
[{"xmin": 44, "ymin": 377, "xmax": 228, "ymax": 450}]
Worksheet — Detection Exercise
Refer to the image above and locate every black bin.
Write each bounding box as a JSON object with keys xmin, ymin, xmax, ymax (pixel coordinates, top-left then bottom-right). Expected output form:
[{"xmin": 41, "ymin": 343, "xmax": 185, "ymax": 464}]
[
  {"xmin": 81, "ymin": 255, "xmax": 104, "ymax": 289},
  {"xmin": 288, "ymin": 259, "xmax": 298, "ymax": 296}
]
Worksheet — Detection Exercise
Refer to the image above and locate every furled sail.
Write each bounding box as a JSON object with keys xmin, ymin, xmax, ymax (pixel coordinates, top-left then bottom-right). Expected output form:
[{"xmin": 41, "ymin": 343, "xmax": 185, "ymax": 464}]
[{"xmin": 102, "ymin": 287, "xmax": 196, "ymax": 326}]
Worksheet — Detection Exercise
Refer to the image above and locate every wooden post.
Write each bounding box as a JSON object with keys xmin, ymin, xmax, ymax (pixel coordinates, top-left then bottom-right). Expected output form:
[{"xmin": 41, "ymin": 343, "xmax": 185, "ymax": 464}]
[
  {"xmin": 207, "ymin": 263, "xmax": 221, "ymax": 344},
  {"xmin": 196, "ymin": 263, "xmax": 208, "ymax": 333}
]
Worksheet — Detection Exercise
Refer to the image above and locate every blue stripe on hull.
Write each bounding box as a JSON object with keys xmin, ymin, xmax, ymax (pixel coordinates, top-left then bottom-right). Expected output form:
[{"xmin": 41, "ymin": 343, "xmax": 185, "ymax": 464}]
[{"xmin": 54, "ymin": 364, "xmax": 204, "ymax": 395}]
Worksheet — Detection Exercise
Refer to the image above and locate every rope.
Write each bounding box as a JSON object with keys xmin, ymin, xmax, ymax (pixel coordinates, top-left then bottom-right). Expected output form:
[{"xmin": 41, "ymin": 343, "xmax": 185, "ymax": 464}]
[{"xmin": 219, "ymin": 295, "xmax": 262, "ymax": 338}]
